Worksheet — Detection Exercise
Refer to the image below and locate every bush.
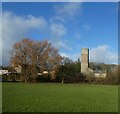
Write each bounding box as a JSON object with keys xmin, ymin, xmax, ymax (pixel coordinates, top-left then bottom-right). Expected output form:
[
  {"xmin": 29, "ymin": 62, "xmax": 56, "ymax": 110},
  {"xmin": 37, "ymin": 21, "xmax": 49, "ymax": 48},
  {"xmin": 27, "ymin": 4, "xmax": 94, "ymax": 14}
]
[
  {"xmin": 56, "ymin": 61, "xmax": 85, "ymax": 83},
  {"xmin": 104, "ymin": 67, "xmax": 118, "ymax": 85},
  {"xmin": 36, "ymin": 74, "xmax": 51, "ymax": 82}
]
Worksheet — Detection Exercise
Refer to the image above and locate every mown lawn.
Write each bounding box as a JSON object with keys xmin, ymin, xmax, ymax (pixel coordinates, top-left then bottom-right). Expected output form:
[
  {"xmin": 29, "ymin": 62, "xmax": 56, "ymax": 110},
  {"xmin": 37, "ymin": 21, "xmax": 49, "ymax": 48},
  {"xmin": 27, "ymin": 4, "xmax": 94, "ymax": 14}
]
[{"xmin": 2, "ymin": 82, "xmax": 118, "ymax": 112}]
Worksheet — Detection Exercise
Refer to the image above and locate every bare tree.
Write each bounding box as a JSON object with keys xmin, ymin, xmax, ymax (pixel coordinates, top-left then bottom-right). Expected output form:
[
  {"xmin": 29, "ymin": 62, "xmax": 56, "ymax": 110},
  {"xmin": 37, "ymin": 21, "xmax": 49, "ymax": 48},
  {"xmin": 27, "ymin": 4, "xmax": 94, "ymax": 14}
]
[
  {"xmin": 34, "ymin": 40, "xmax": 62, "ymax": 78},
  {"xmin": 10, "ymin": 38, "xmax": 62, "ymax": 82}
]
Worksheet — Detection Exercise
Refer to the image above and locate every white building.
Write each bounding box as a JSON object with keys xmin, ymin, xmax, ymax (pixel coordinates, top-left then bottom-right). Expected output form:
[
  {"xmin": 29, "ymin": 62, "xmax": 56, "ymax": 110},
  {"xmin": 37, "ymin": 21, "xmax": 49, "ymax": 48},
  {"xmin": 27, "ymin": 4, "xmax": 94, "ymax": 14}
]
[
  {"xmin": 94, "ymin": 70, "xmax": 106, "ymax": 78},
  {"xmin": 0, "ymin": 70, "xmax": 9, "ymax": 75},
  {"xmin": 15, "ymin": 65, "xmax": 22, "ymax": 73}
]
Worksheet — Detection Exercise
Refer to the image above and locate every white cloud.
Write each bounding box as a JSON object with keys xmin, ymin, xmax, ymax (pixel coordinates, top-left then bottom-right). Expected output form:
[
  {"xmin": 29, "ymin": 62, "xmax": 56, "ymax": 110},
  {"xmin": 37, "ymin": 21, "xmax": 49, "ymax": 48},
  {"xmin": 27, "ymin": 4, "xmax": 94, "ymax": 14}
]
[
  {"xmin": 90, "ymin": 45, "xmax": 118, "ymax": 64},
  {"xmin": 53, "ymin": 40, "xmax": 72, "ymax": 51},
  {"xmin": 2, "ymin": 11, "xmax": 72, "ymax": 66},
  {"xmin": 60, "ymin": 52, "xmax": 80, "ymax": 61},
  {"xmin": 54, "ymin": 2, "xmax": 82, "ymax": 21},
  {"xmin": 60, "ymin": 52, "xmax": 69, "ymax": 58},
  {"xmin": 50, "ymin": 23, "xmax": 66, "ymax": 38},
  {"xmin": 49, "ymin": 16, "xmax": 65, "ymax": 24},
  {"xmin": 49, "ymin": 2, "xmax": 83, "ymax": 51},
  {"xmin": 71, "ymin": 53, "xmax": 80, "ymax": 61},
  {"xmin": 2, "ymin": 11, "xmax": 48, "ymax": 66},
  {"xmin": 60, "ymin": 45, "xmax": 118, "ymax": 64},
  {"xmin": 49, "ymin": 22, "xmax": 72, "ymax": 50}
]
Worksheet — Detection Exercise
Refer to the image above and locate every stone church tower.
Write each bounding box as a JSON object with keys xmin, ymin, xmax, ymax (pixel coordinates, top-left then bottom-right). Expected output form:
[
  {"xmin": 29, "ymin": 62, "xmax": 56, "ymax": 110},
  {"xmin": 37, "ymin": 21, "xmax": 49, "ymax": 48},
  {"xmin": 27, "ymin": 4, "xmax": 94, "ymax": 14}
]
[
  {"xmin": 81, "ymin": 48, "xmax": 89, "ymax": 74},
  {"xmin": 80, "ymin": 48, "xmax": 106, "ymax": 78}
]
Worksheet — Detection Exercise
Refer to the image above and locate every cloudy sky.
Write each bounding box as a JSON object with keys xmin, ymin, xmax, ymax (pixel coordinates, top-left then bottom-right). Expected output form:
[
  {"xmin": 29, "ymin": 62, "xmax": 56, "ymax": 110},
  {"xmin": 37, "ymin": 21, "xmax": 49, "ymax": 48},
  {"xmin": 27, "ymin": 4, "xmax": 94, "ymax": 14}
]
[{"xmin": 1, "ymin": 2, "xmax": 118, "ymax": 66}]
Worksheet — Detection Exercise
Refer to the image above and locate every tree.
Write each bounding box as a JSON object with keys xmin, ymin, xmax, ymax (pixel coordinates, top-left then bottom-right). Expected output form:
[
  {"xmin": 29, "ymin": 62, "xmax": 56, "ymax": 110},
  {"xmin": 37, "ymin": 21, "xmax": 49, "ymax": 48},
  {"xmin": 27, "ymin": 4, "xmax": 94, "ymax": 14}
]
[
  {"xmin": 33, "ymin": 40, "xmax": 62, "ymax": 80},
  {"xmin": 56, "ymin": 57, "xmax": 85, "ymax": 83},
  {"xmin": 10, "ymin": 38, "xmax": 62, "ymax": 82},
  {"xmin": 89, "ymin": 62, "xmax": 107, "ymax": 71},
  {"xmin": 104, "ymin": 64, "xmax": 119, "ymax": 84}
]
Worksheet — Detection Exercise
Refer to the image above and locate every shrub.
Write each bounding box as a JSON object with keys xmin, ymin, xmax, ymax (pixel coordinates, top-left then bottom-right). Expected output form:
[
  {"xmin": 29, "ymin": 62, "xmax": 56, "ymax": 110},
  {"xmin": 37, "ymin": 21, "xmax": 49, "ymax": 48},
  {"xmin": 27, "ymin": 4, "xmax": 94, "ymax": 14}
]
[{"xmin": 56, "ymin": 60, "xmax": 85, "ymax": 83}]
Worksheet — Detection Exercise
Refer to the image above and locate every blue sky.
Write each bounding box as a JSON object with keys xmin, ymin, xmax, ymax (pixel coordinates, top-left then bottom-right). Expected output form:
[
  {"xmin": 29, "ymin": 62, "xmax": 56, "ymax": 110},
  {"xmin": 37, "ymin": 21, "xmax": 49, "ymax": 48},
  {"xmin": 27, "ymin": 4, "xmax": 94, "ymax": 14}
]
[{"xmin": 2, "ymin": 2, "xmax": 118, "ymax": 65}]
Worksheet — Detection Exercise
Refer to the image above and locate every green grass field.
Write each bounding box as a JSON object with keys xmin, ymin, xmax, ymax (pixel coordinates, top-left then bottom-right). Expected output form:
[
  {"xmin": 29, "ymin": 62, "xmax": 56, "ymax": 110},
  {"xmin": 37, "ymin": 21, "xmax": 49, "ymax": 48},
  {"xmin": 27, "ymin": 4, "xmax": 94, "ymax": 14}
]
[{"xmin": 2, "ymin": 83, "xmax": 118, "ymax": 112}]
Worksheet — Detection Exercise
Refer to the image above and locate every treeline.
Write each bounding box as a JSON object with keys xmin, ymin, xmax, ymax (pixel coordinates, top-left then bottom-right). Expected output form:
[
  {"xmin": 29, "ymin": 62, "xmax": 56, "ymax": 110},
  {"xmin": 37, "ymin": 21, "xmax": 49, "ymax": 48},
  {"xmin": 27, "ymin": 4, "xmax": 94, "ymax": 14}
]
[
  {"xmin": 2, "ymin": 60, "xmax": 120, "ymax": 84},
  {"xmin": 2, "ymin": 38, "xmax": 120, "ymax": 85},
  {"xmin": 89, "ymin": 63, "xmax": 120, "ymax": 84},
  {"xmin": 57, "ymin": 60, "xmax": 120, "ymax": 84}
]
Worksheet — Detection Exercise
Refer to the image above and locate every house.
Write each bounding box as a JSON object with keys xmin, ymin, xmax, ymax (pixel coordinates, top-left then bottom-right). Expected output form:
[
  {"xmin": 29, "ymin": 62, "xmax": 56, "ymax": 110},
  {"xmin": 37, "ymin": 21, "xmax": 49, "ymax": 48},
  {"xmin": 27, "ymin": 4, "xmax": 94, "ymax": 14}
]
[
  {"xmin": 38, "ymin": 70, "xmax": 55, "ymax": 79},
  {"xmin": 0, "ymin": 70, "xmax": 9, "ymax": 75},
  {"xmin": 94, "ymin": 69, "xmax": 106, "ymax": 78},
  {"xmin": 14, "ymin": 65, "xmax": 22, "ymax": 73}
]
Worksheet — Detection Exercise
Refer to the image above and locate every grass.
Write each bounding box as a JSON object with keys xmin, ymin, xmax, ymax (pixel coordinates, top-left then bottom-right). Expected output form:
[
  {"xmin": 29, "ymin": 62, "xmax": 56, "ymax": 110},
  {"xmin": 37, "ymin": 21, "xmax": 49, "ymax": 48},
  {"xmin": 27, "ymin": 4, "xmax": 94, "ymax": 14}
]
[{"xmin": 2, "ymin": 82, "xmax": 118, "ymax": 112}]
